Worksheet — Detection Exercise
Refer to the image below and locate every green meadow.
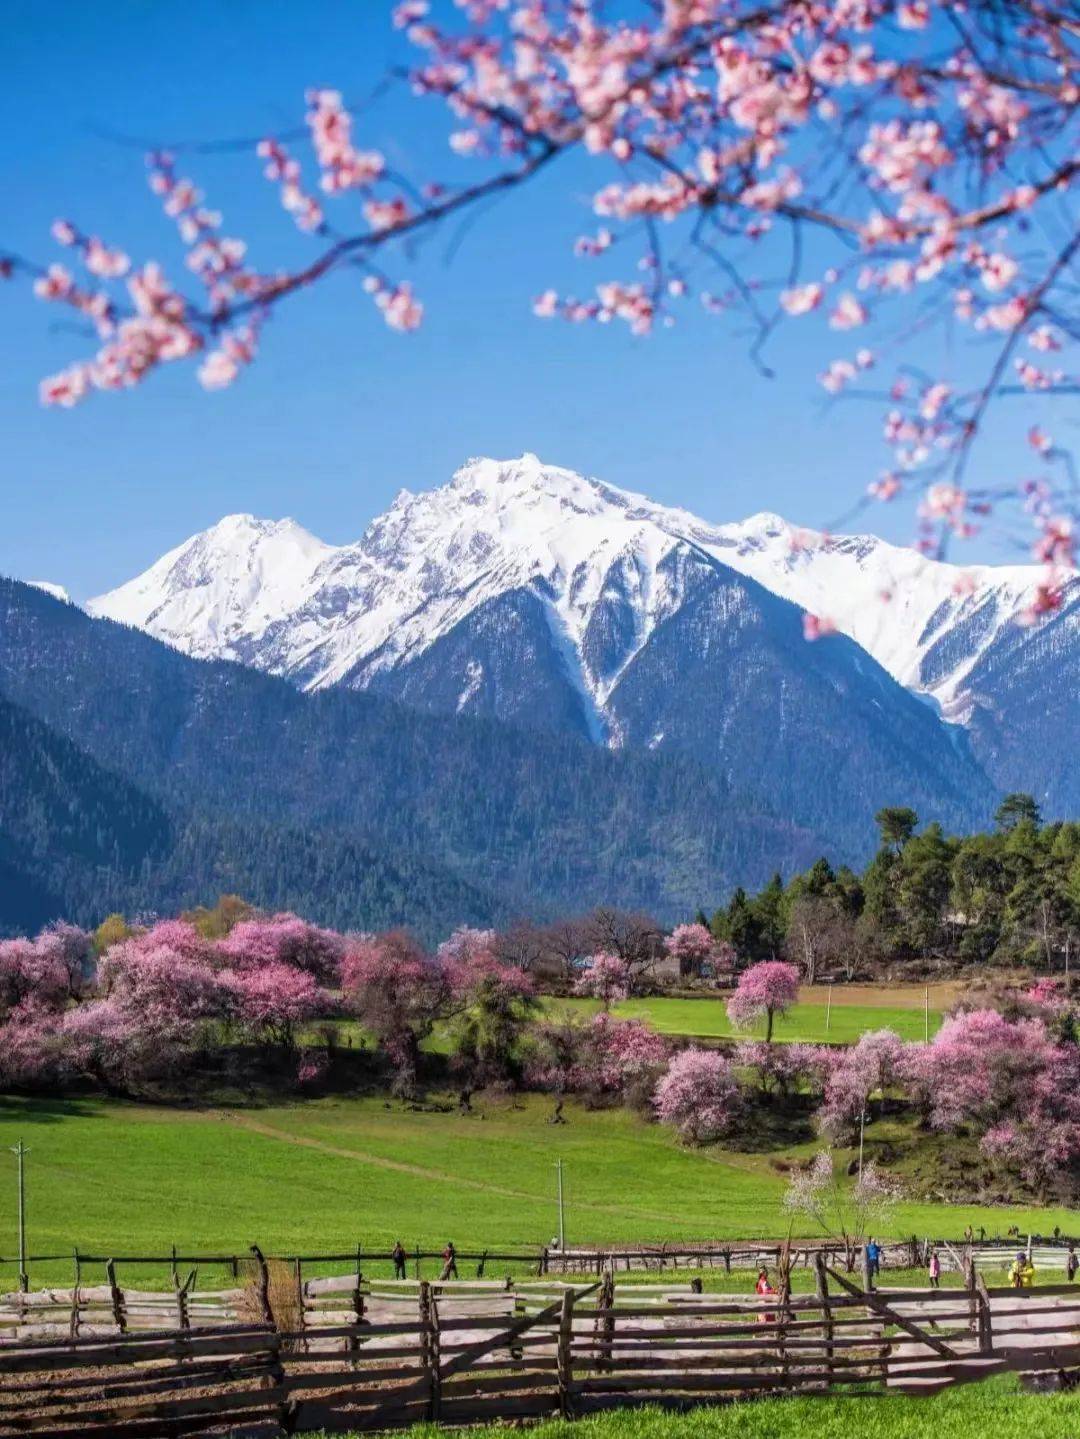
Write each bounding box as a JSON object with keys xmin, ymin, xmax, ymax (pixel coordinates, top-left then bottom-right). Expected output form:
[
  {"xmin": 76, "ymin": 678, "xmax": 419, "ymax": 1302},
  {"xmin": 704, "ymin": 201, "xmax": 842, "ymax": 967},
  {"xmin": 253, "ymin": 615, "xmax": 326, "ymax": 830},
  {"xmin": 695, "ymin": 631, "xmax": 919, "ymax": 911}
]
[
  {"xmin": 551, "ymin": 994, "xmax": 944, "ymax": 1044},
  {"xmin": 0, "ymin": 1094, "xmax": 1072, "ymax": 1292},
  {"xmin": 377, "ymin": 1377, "xmax": 1080, "ymax": 1439}
]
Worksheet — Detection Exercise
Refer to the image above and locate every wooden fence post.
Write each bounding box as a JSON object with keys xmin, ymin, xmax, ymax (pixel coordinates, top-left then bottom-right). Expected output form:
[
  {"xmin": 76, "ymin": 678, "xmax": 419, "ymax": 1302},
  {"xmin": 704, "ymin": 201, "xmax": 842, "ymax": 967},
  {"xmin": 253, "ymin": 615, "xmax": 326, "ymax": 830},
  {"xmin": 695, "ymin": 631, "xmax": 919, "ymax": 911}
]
[
  {"xmin": 69, "ymin": 1248, "xmax": 81, "ymax": 1342},
  {"xmin": 814, "ymin": 1254, "xmax": 834, "ymax": 1389},
  {"xmin": 597, "ymin": 1268, "xmax": 615, "ymax": 1374},
  {"xmin": 249, "ymin": 1244, "xmax": 275, "ymax": 1328},
  {"xmin": 975, "ymin": 1270, "xmax": 994, "ymax": 1355},
  {"xmin": 105, "ymin": 1259, "xmax": 127, "ymax": 1335},
  {"xmin": 418, "ymin": 1280, "xmax": 441, "ymax": 1421},
  {"xmin": 964, "ymin": 1258, "xmax": 978, "ymax": 1339},
  {"xmin": 557, "ymin": 1287, "xmax": 575, "ymax": 1419},
  {"xmin": 173, "ymin": 1268, "xmax": 192, "ymax": 1334},
  {"xmin": 294, "ymin": 1257, "xmax": 308, "ymax": 1351}
]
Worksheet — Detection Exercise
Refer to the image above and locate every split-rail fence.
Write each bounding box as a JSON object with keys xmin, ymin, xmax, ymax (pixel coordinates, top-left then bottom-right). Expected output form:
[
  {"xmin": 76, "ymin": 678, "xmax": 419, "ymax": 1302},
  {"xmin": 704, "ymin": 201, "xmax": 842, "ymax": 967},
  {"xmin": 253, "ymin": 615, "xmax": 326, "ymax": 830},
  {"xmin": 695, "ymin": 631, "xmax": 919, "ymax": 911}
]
[{"xmin": 0, "ymin": 1253, "xmax": 1079, "ymax": 1436}]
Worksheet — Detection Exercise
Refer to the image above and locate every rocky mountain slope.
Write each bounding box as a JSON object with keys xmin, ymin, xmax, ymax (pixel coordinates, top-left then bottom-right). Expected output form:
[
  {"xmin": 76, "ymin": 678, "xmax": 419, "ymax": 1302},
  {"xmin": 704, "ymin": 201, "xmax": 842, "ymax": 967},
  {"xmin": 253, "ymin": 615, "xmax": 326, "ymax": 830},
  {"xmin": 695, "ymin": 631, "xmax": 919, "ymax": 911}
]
[{"xmin": 88, "ymin": 454, "xmax": 1074, "ymax": 814}]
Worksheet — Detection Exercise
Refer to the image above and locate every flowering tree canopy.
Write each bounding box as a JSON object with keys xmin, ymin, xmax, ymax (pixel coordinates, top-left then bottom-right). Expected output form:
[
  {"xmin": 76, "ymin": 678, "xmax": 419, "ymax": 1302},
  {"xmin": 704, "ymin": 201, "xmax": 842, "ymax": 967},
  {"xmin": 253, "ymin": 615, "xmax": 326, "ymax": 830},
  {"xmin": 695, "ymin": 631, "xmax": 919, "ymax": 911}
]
[
  {"xmin": 9, "ymin": 0, "xmax": 1079, "ymax": 592},
  {"xmin": 217, "ymin": 913, "xmax": 344, "ymax": 982},
  {"xmin": 573, "ymin": 951, "xmax": 632, "ymax": 1006},
  {"xmin": 654, "ymin": 1046, "xmax": 740, "ymax": 1142},
  {"xmin": 726, "ymin": 959, "xmax": 800, "ymax": 1040},
  {"xmin": 223, "ymin": 962, "xmax": 326, "ymax": 1053},
  {"xmin": 341, "ymin": 931, "xmax": 454, "ymax": 1093},
  {"xmin": 818, "ymin": 1026, "xmax": 904, "ymax": 1138},
  {"xmin": 665, "ymin": 922, "xmax": 722, "ymax": 978}
]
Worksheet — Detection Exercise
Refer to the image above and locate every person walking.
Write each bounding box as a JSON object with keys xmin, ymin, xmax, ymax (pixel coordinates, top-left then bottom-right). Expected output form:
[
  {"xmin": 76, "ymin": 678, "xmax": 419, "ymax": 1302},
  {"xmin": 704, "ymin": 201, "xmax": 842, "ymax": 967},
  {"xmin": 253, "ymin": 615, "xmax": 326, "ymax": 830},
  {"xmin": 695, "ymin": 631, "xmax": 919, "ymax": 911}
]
[
  {"xmin": 440, "ymin": 1242, "xmax": 459, "ymax": 1281},
  {"xmin": 928, "ymin": 1249, "xmax": 941, "ymax": 1289},
  {"xmin": 392, "ymin": 1240, "xmax": 407, "ymax": 1281},
  {"xmin": 1009, "ymin": 1252, "xmax": 1035, "ymax": 1288},
  {"xmin": 865, "ymin": 1237, "xmax": 881, "ymax": 1290},
  {"xmin": 1067, "ymin": 1245, "xmax": 1078, "ymax": 1283},
  {"xmin": 755, "ymin": 1268, "xmax": 776, "ymax": 1325}
]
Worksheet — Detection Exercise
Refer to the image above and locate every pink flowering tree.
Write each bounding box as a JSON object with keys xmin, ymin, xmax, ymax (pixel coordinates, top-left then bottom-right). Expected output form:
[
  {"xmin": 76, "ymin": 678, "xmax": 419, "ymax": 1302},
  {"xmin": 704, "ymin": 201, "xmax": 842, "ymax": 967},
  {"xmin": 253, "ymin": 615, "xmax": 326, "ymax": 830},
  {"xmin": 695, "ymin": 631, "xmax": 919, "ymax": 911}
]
[
  {"xmin": 573, "ymin": 952, "xmax": 632, "ymax": 1009},
  {"xmin": 10, "ymin": 3, "xmax": 1080, "ymax": 588},
  {"xmin": 818, "ymin": 1028, "xmax": 905, "ymax": 1139},
  {"xmin": 578, "ymin": 1013, "xmax": 669, "ymax": 1107},
  {"xmin": 0, "ymin": 937, "xmax": 74, "ymax": 1018},
  {"xmin": 223, "ymin": 962, "xmax": 326, "ymax": 1055},
  {"xmin": 97, "ymin": 919, "xmax": 214, "ymax": 989},
  {"xmin": 341, "ymin": 931, "xmax": 454, "ymax": 1095},
  {"xmin": 67, "ymin": 933, "xmax": 232, "ymax": 1087},
  {"xmin": 665, "ymin": 923, "xmax": 717, "ymax": 980},
  {"xmin": 436, "ymin": 926, "xmax": 498, "ymax": 967},
  {"xmin": 446, "ymin": 952, "xmax": 539, "ymax": 1089},
  {"xmin": 901, "ymin": 1006, "xmax": 1080, "ymax": 1195},
  {"xmin": 217, "ymin": 913, "xmax": 344, "ymax": 983},
  {"xmin": 785, "ymin": 1149, "xmax": 901, "ymax": 1268},
  {"xmin": 727, "ymin": 960, "xmax": 800, "ymax": 1042},
  {"xmin": 735, "ymin": 1037, "xmax": 830, "ymax": 1098},
  {"xmin": 654, "ymin": 1047, "xmax": 741, "ymax": 1144},
  {"xmin": 35, "ymin": 923, "xmax": 95, "ymax": 997}
]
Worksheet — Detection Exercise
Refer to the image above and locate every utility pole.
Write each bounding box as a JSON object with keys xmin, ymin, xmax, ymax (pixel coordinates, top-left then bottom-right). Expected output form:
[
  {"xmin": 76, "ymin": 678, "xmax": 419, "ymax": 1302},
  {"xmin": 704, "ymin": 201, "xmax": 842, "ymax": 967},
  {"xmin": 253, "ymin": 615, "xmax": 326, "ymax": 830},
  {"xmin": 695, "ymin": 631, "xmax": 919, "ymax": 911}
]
[
  {"xmin": 825, "ymin": 983, "xmax": 832, "ymax": 1035},
  {"xmin": 555, "ymin": 1159, "xmax": 566, "ymax": 1251},
  {"xmin": 858, "ymin": 1108, "xmax": 866, "ymax": 1182},
  {"xmin": 10, "ymin": 1141, "xmax": 28, "ymax": 1293},
  {"xmin": 924, "ymin": 985, "xmax": 929, "ymax": 1044}
]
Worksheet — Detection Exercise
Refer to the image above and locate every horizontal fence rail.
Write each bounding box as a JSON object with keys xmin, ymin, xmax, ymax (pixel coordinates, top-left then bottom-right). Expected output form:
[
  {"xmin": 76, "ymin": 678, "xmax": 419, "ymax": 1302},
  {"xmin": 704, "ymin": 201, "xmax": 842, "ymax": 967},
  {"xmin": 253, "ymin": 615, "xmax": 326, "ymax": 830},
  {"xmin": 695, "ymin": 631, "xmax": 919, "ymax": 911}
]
[
  {"xmin": 4, "ymin": 1233, "xmax": 1073, "ymax": 1288},
  {"xmin": 1, "ymin": 1258, "xmax": 1079, "ymax": 1436}
]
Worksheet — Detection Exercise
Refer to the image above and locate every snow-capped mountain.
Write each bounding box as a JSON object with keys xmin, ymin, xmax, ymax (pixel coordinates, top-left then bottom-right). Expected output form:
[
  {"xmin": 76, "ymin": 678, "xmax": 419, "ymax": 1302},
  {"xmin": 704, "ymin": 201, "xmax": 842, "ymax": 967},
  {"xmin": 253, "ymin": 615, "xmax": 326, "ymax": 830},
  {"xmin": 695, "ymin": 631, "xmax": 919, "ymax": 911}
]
[{"xmin": 87, "ymin": 453, "xmax": 1077, "ymax": 819}]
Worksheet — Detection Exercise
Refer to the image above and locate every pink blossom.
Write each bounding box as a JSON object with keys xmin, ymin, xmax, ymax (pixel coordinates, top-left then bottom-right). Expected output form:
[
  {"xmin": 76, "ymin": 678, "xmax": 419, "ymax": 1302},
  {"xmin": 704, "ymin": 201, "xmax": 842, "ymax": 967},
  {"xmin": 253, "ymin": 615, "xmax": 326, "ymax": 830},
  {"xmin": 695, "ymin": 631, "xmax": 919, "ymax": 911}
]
[
  {"xmin": 342, "ymin": 932, "xmax": 453, "ymax": 1090},
  {"xmin": 218, "ymin": 913, "xmax": 344, "ymax": 982},
  {"xmin": 829, "ymin": 293, "xmax": 866, "ymax": 330},
  {"xmin": 780, "ymin": 283, "xmax": 823, "ymax": 316},
  {"xmin": 223, "ymin": 962, "xmax": 325, "ymax": 1052},
  {"xmin": 654, "ymin": 1047, "xmax": 740, "ymax": 1143},
  {"xmin": 574, "ymin": 952, "xmax": 632, "ymax": 1007},
  {"xmin": 727, "ymin": 960, "xmax": 799, "ymax": 1040},
  {"xmin": 665, "ymin": 923, "xmax": 716, "ymax": 978}
]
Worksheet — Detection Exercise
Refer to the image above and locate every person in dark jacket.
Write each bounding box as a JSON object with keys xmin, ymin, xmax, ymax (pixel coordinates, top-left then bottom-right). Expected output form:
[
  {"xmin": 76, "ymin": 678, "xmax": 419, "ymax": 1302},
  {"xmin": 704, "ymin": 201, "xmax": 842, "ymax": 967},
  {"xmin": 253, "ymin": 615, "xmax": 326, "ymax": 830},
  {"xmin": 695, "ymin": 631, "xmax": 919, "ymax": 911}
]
[
  {"xmin": 440, "ymin": 1242, "xmax": 458, "ymax": 1280},
  {"xmin": 392, "ymin": 1240, "xmax": 407, "ymax": 1280}
]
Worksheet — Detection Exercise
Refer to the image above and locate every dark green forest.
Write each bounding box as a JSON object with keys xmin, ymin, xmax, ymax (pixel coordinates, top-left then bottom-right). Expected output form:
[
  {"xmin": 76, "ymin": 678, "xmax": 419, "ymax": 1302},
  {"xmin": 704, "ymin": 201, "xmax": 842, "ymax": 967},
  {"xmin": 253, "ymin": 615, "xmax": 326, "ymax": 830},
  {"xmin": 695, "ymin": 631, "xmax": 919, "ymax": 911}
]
[{"xmin": 705, "ymin": 799, "xmax": 1080, "ymax": 975}]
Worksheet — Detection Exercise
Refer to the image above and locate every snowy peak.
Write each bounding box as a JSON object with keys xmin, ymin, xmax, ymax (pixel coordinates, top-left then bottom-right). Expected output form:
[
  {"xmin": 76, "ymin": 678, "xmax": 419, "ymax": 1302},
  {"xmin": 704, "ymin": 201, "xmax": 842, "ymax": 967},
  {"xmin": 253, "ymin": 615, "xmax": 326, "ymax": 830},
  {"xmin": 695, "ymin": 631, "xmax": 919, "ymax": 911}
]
[
  {"xmin": 86, "ymin": 453, "xmax": 1074, "ymax": 740},
  {"xmin": 87, "ymin": 512, "xmax": 332, "ymax": 661}
]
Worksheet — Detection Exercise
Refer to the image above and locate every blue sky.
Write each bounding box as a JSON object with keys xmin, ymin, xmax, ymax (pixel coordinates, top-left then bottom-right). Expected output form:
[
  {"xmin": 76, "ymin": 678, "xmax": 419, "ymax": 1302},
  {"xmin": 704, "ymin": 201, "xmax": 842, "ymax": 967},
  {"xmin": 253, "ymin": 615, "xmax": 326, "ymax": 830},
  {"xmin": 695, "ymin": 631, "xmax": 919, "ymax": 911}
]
[{"xmin": 1, "ymin": 1, "xmax": 1059, "ymax": 599}]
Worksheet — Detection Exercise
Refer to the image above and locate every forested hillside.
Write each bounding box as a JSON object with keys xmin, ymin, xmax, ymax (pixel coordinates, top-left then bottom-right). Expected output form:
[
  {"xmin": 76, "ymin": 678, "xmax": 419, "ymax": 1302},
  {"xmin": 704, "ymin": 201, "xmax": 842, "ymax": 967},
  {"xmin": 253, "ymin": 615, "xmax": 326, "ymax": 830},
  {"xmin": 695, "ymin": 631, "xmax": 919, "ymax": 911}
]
[
  {"xmin": 0, "ymin": 694, "xmax": 171, "ymax": 933},
  {"xmin": 0, "ymin": 579, "xmax": 826, "ymax": 932}
]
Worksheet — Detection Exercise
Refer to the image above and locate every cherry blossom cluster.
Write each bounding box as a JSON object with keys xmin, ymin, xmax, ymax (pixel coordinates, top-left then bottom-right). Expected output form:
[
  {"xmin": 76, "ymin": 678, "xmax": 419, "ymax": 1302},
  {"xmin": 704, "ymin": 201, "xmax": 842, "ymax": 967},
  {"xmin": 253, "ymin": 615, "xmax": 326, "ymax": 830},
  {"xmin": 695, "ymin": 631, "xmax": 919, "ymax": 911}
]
[
  {"xmin": 573, "ymin": 951, "xmax": 633, "ymax": 1006},
  {"xmin": 0, "ymin": 913, "xmax": 340, "ymax": 1091},
  {"xmin": 726, "ymin": 959, "xmax": 800, "ymax": 1035}
]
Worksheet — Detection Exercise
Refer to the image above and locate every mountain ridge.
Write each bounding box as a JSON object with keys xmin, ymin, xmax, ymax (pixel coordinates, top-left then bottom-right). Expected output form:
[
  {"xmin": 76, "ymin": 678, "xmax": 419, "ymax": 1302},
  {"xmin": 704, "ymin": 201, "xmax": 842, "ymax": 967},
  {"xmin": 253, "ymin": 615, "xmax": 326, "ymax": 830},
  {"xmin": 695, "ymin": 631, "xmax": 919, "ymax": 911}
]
[{"xmin": 86, "ymin": 453, "xmax": 1068, "ymax": 716}]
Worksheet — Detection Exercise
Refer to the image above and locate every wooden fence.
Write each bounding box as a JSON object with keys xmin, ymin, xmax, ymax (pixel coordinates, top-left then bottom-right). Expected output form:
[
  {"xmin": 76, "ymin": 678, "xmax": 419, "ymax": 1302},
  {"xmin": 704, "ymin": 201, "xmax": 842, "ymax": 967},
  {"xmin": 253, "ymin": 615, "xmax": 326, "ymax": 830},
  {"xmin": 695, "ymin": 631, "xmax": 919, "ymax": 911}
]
[
  {"xmin": 1, "ymin": 1237, "xmax": 1075, "ymax": 1345},
  {"xmin": 1, "ymin": 1260, "xmax": 1079, "ymax": 1436}
]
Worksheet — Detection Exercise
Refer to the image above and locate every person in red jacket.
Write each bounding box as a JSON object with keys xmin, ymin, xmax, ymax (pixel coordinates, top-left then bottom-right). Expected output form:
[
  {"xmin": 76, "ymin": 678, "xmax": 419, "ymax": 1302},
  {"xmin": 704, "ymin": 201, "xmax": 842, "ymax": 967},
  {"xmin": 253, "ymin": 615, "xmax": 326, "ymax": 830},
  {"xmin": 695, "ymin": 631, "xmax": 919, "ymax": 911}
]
[{"xmin": 755, "ymin": 1267, "xmax": 777, "ymax": 1325}]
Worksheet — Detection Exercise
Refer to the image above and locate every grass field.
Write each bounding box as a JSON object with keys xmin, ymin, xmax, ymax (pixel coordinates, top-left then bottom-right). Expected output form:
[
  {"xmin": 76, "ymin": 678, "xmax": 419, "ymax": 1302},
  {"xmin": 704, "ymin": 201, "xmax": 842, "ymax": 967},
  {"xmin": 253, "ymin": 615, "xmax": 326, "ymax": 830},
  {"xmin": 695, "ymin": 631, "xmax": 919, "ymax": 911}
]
[
  {"xmin": 371, "ymin": 1377, "xmax": 1080, "ymax": 1439},
  {"xmin": 555, "ymin": 990, "xmax": 948, "ymax": 1044},
  {"xmin": 0, "ymin": 1093, "xmax": 1074, "ymax": 1291}
]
